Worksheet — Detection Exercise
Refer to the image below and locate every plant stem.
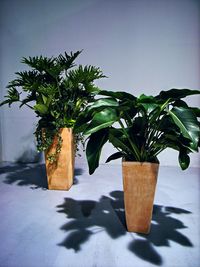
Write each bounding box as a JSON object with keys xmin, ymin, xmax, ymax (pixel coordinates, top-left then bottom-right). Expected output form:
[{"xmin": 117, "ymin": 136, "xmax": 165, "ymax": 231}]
[
  {"xmin": 20, "ymin": 101, "xmax": 33, "ymax": 109},
  {"xmin": 124, "ymin": 112, "xmax": 132, "ymax": 126},
  {"xmin": 147, "ymin": 99, "xmax": 170, "ymax": 148},
  {"xmin": 153, "ymin": 146, "xmax": 167, "ymax": 157},
  {"xmin": 118, "ymin": 119, "xmax": 141, "ymax": 161}
]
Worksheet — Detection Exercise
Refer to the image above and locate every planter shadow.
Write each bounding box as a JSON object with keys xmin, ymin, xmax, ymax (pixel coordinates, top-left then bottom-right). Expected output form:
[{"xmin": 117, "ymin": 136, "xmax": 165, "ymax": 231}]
[
  {"xmin": 57, "ymin": 190, "xmax": 193, "ymax": 265},
  {"xmin": 128, "ymin": 204, "xmax": 193, "ymax": 265},
  {"xmin": 2, "ymin": 163, "xmax": 83, "ymax": 189}
]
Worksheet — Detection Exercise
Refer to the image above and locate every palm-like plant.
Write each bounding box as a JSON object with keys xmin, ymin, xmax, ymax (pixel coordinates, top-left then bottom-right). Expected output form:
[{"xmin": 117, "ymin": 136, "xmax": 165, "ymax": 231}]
[
  {"xmin": 74, "ymin": 89, "xmax": 200, "ymax": 174},
  {"xmin": 1, "ymin": 51, "xmax": 106, "ymax": 161}
]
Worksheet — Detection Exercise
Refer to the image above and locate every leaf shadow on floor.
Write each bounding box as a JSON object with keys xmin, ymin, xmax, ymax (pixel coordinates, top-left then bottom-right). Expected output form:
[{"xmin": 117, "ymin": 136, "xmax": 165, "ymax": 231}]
[
  {"xmin": 57, "ymin": 190, "xmax": 193, "ymax": 265},
  {"xmin": 2, "ymin": 163, "xmax": 83, "ymax": 189}
]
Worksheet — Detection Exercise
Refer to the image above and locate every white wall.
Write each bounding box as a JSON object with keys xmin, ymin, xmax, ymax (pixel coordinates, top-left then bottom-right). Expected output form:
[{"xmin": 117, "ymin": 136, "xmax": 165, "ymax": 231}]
[{"xmin": 0, "ymin": 0, "xmax": 199, "ymax": 167}]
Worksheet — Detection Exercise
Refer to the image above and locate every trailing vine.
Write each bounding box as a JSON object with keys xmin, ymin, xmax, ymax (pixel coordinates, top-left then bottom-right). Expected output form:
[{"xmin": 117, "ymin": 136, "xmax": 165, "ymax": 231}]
[
  {"xmin": 35, "ymin": 126, "xmax": 63, "ymax": 163},
  {"xmin": 35, "ymin": 126, "xmax": 85, "ymax": 163}
]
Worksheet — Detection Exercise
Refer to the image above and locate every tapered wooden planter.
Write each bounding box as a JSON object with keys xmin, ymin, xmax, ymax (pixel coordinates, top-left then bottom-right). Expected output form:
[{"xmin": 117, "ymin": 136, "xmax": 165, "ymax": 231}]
[
  {"xmin": 122, "ymin": 161, "xmax": 159, "ymax": 234},
  {"xmin": 44, "ymin": 128, "xmax": 75, "ymax": 190}
]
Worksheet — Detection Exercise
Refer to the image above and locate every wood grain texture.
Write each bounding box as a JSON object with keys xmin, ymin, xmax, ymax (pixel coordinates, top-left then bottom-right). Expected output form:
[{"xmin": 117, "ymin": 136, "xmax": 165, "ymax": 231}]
[
  {"xmin": 122, "ymin": 161, "xmax": 159, "ymax": 234},
  {"xmin": 45, "ymin": 128, "xmax": 75, "ymax": 190}
]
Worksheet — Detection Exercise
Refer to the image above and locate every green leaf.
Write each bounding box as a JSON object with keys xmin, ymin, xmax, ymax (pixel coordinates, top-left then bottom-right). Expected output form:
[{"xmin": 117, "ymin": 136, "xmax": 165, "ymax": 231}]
[
  {"xmin": 138, "ymin": 94, "xmax": 156, "ymax": 103},
  {"xmin": 136, "ymin": 94, "xmax": 158, "ymax": 114},
  {"xmin": 156, "ymin": 133, "xmax": 191, "ymax": 153},
  {"xmin": 178, "ymin": 150, "xmax": 190, "ymax": 170},
  {"xmin": 191, "ymin": 107, "xmax": 200, "ymax": 117},
  {"xmin": 33, "ymin": 104, "xmax": 48, "ymax": 115},
  {"xmin": 68, "ymin": 65, "xmax": 106, "ymax": 86},
  {"xmin": 74, "ymin": 112, "xmax": 92, "ymax": 133},
  {"xmin": 0, "ymin": 99, "xmax": 12, "ymax": 107},
  {"xmin": 0, "ymin": 88, "xmax": 20, "ymax": 107},
  {"xmin": 99, "ymin": 90, "xmax": 136, "ymax": 101},
  {"xmin": 87, "ymin": 97, "xmax": 118, "ymax": 112},
  {"xmin": 21, "ymin": 56, "xmax": 55, "ymax": 72},
  {"xmin": 85, "ymin": 85, "xmax": 101, "ymax": 94},
  {"xmin": 19, "ymin": 94, "xmax": 35, "ymax": 108},
  {"xmin": 84, "ymin": 107, "xmax": 118, "ymax": 135},
  {"xmin": 172, "ymin": 100, "xmax": 188, "ymax": 108},
  {"xmin": 156, "ymin": 89, "xmax": 200, "ymax": 101},
  {"xmin": 140, "ymin": 103, "xmax": 159, "ymax": 114},
  {"xmin": 86, "ymin": 128, "xmax": 109, "ymax": 174},
  {"xmin": 105, "ymin": 152, "xmax": 124, "ymax": 163},
  {"xmin": 74, "ymin": 98, "xmax": 118, "ymax": 133},
  {"xmin": 109, "ymin": 128, "xmax": 133, "ymax": 154},
  {"xmin": 57, "ymin": 50, "xmax": 83, "ymax": 71},
  {"xmin": 42, "ymin": 94, "xmax": 48, "ymax": 104},
  {"xmin": 168, "ymin": 107, "xmax": 200, "ymax": 151}
]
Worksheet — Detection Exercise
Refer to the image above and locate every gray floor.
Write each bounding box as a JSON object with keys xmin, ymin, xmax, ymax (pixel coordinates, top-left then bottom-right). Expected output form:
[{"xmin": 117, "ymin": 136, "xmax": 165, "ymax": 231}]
[{"xmin": 0, "ymin": 162, "xmax": 199, "ymax": 267}]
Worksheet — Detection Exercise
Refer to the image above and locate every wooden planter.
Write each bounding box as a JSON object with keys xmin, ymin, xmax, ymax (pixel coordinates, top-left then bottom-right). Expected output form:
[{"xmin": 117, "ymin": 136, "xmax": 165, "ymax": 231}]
[
  {"xmin": 122, "ymin": 161, "xmax": 159, "ymax": 234},
  {"xmin": 44, "ymin": 128, "xmax": 75, "ymax": 190}
]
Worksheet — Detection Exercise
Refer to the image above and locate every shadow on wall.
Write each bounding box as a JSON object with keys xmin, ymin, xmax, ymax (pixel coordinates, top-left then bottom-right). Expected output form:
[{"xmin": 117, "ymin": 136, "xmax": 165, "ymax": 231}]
[
  {"xmin": 16, "ymin": 149, "xmax": 43, "ymax": 164},
  {"xmin": 1, "ymin": 163, "xmax": 84, "ymax": 189},
  {"xmin": 16, "ymin": 128, "xmax": 43, "ymax": 164},
  {"xmin": 57, "ymin": 191, "xmax": 193, "ymax": 266}
]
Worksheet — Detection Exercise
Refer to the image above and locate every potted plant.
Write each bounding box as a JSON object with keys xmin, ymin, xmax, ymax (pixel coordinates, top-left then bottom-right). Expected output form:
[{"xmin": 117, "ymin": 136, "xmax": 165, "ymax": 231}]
[
  {"xmin": 74, "ymin": 88, "xmax": 200, "ymax": 233},
  {"xmin": 1, "ymin": 51, "xmax": 106, "ymax": 190}
]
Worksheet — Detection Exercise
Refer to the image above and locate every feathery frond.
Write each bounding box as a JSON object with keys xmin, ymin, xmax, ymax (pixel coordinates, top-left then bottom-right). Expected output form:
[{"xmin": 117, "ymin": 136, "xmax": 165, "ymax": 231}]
[
  {"xmin": 1, "ymin": 50, "xmax": 106, "ymax": 160},
  {"xmin": 0, "ymin": 88, "xmax": 20, "ymax": 107}
]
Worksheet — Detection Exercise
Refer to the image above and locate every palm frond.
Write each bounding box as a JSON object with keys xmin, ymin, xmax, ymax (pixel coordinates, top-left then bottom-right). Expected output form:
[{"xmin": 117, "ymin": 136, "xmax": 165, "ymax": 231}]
[
  {"xmin": 19, "ymin": 93, "xmax": 36, "ymax": 108},
  {"xmin": 56, "ymin": 50, "xmax": 82, "ymax": 71},
  {"xmin": 21, "ymin": 56, "xmax": 55, "ymax": 72},
  {"xmin": 68, "ymin": 65, "xmax": 106, "ymax": 86},
  {"xmin": 0, "ymin": 88, "xmax": 20, "ymax": 107},
  {"xmin": 37, "ymin": 84, "xmax": 58, "ymax": 96},
  {"xmin": 7, "ymin": 70, "xmax": 44, "ymax": 92}
]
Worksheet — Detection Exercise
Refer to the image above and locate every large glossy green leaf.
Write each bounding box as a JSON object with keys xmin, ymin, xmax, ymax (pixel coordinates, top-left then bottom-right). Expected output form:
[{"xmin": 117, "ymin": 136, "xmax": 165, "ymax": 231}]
[
  {"xmin": 74, "ymin": 98, "xmax": 119, "ymax": 133},
  {"xmin": 178, "ymin": 149, "xmax": 190, "ymax": 170},
  {"xmin": 191, "ymin": 107, "xmax": 200, "ymax": 117},
  {"xmin": 156, "ymin": 133, "xmax": 191, "ymax": 152},
  {"xmin": 99, "ymin": 90, "xmax": 136, "ymax": 101},
  {"xmin": 172, "ymin": 100, "xmax": 188, "ymax": 108},
  {"xmin": 109, "ymin": 128, "xmax": 132, "ymax": 154},
  {"xmin": 168, "ymin": 107, "xmax": 200, "ymax": 150},
  {"xmin": 87, "ymin": 97, "xmax": 118, "ymax": 112},
  {"xmin": 73, "ymin": 112, "xmax": 92, "ymax": 133},
  {"xmin": 116, "ymin": 100, "xmax": 138, "ymax": 120},
  {"xmin": 138, "ymin": 94, "xmax": 156, "ymax": 103},
  {"xmin": 86, "ymin": 128, "xmax": 109, "ymax": 174},
  {"xmin": 130, "ymin": 117, "xmax": 147, "ymax": 134},
  {"xmin": 140, "ymin": 103, "xmax": 159, "ymax": 115},
  {"xmin": 137, "ymin": 94, "xmax": 158, "ymax": 114},
  {"xmin": 105, "ymin": 151, "xmax": 124, "ymax": 163},
  {"xmin": 84, "ymin": 107, "xmax": 118, "ymax": 135},
  {"xmin": 156, "ymin": 89, "xmax": 200, "ymax": 101}
]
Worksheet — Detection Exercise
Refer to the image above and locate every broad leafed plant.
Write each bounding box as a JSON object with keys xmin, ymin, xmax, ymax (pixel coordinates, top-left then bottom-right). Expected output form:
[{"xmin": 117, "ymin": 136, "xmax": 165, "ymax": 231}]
[{"xmin": 74, "ymin": 89, "xmax": 200, "ymax": 174}]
